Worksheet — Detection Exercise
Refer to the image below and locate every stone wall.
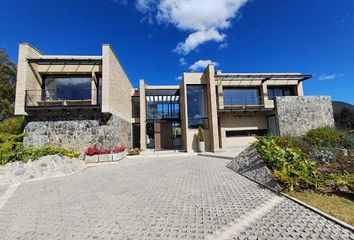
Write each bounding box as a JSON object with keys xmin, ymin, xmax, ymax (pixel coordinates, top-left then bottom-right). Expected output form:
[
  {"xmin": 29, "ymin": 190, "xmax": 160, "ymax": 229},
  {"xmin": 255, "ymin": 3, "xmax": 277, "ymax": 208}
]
[
  {"xmin": 24, "ymin": 111, "xmax": 131, "ymax": 152},
  {"xmin": 275, "ymin": 96, "xmax": 335, "ymax": 136},
  {"xmin": 227, "ymin": 146, "xmax": 282, "ymax": 192}
]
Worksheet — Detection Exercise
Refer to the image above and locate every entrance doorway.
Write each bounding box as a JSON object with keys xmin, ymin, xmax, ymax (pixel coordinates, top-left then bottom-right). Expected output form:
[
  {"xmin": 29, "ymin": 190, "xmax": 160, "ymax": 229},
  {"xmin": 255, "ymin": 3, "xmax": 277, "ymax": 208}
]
[
  {"xmin": 154, "ymin": 121, "xmax": 173, "ymax": 150},
  {"xmin": 146, "ymin": 121, "xmax": 182, "ymax": 150}
]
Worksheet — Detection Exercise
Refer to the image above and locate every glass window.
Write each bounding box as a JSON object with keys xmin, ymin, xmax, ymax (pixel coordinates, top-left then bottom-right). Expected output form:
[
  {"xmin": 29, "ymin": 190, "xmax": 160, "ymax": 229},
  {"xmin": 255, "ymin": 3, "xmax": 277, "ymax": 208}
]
[
  {"xmin": 187, "ymin": 85, "xmax": 208, "ymax": 128},
  {"xmin": 132, "ymin": 96, "xmax": 140, "ymax": 118},
  {"xmin": 226, "ymin": 129, "xmax": 268, "ymax": 137},
  {"xmin": 146, "ymin": 95, "xmax": 180, "ymax": 120},
  {"xmin": 223, "ymin": 88, "xmax": 261, "ymax": 106},
  {"xmin": 267, "ymin": 86, "xmax": 296, "ymax": 100},
  {"xmin": 44, "ymin": 76, "xmax": 92, "ymax": 100}
]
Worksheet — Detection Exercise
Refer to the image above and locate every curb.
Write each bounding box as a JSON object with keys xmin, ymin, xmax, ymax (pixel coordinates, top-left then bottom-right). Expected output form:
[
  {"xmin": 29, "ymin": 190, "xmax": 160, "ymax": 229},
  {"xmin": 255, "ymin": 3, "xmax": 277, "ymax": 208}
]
[
  {"xmin": 281, "ymin": 192, "xmax": 354, "ymax": 233},
  {"xmin": 231, "ymin": 168, "xmax": 354, "ymax": 233},
  {"xmin": 197, "ymin": 153, "xmax": 234, "ymax": 160}
]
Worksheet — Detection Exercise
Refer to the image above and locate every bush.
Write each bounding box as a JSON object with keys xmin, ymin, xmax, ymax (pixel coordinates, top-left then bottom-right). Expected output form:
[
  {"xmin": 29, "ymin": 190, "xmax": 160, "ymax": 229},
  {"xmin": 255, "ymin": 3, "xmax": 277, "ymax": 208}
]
[
  {"xmin": 340, "ymin": 131, "xmax": 354, "ymax": 150},
  {"xmin": 128, "ymin": 148, "xmax": 141, "ymax": 155},
  {"xmin": 17, "ymin": 145, "xmax": 80, "ymax": 163},
  {"xmin": 0, "ymin": 116, "xmax": 25, "ymax": 134},
  {"xmin": 303, "ymin": 127, "xmax": 342, "ymax": 147},
  {"xmin": 0, "ymin": 133, "xmax": 25, "ymax": 165},
  {"xmin": 197, "ymin": 126, "xmax": 205, "ymax": 142},
  {"xmin": 253, "ymin": 137, "xmax": 320, "ymax": 191},
  {"xmin": 309, "ymin": 146, "xmax": 336, "ymax": 164}
]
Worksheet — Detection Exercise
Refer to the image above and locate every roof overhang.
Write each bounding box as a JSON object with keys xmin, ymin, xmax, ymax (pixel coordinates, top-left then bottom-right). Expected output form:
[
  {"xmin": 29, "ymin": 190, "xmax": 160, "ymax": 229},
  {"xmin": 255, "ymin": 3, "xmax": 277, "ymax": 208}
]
[
  {"xmin": 215, "ymin": 73, "xmax": 312, "ymax": 82},
  {"xmin": 27, "ymin": 56, "xmax": 102, "ymax": 65}
]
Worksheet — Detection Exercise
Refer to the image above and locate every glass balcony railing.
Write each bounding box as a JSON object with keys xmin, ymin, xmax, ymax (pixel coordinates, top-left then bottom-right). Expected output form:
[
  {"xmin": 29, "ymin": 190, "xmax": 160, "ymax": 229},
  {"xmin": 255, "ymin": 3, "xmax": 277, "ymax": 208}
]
[
  {"xmin": 25, "ymin": 88, "xmax": 101, "ymax": 109},
  {"xmin": 223, "ymin": 96, "xmax": 263, "ymax": 107}
]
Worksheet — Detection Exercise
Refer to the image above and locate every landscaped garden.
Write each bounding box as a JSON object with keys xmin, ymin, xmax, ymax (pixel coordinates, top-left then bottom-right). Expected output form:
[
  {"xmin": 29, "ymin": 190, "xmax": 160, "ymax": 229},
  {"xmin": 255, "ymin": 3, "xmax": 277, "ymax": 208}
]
[
  {"xmin": 253, "ymin": 127, "xmax": 354, "ymax": 225},
  {"xmin": 0, "ymin": 116, "xmax": 80, "ymax": 166}
]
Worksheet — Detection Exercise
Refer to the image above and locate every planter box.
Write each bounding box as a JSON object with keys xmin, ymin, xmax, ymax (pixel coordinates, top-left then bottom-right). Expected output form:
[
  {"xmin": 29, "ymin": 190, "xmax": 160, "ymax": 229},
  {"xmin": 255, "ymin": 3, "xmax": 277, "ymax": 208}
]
[
  {"xmin": 84, "ymin": 155, "xmax": 99, "ymax": 163},
  {"xmin": 84, "ymin": 152, "xmax": 126, "ymax": 163},
  {"xmin": 112, "ymin": 151, "xmax": 127, "ymax": 161},
  {"xmin": 98, "ymin": 154, "xmax": 112, "ymax": 162}
]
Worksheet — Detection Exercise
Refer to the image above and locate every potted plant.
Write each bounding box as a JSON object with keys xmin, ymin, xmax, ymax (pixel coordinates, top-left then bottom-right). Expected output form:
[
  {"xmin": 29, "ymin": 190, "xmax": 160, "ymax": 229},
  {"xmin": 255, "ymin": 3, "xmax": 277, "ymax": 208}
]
[{"xmin": 197, "ymin": 126, "xmax": 205, "ymax": 152}]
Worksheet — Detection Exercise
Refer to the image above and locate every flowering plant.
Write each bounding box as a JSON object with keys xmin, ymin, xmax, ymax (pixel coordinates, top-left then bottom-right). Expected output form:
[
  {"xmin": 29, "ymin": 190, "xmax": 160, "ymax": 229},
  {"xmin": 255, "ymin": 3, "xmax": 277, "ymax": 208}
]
[{"xmin": 84, "ymin": 145, "xmax": 126, "ymax": 156}]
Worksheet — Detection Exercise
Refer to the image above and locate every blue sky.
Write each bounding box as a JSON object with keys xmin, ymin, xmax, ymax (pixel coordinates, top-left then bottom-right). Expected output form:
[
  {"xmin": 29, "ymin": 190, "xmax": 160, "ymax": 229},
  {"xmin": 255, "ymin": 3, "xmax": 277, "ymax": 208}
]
[{"xmin": 0, "ymin": 0, "xmax": 353, "ymax": 104}]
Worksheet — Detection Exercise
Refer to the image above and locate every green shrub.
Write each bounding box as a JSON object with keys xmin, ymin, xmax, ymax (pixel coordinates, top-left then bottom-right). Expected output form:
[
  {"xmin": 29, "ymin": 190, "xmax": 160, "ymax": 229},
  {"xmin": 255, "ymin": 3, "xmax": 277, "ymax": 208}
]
[
  {"xmin": 340, "ymin": 131, "xmax": 354, "ymax": 150},
  {"xmin": 128, "ymin": 148, "xmax": 141, "ymax": 155},
  {"xmin": 17, "ymin": 145, "xmax": 80, "ymax": 163},
  {"xmin": 197, "ymin": 126, "xmax": 205, "ymax": 142},
  {"xmin": 309, "ymin": 146, "xmax": 336, "ymax": 164},
  {"xmin": 0, "ymin": 133, "xmax": 25, "ymax": 165},
  {"xmin": 303, "ymin": 127, "xmax": 342, "ymax": 147},
  {"xmin": 253, "ymin": 137, "xmax": 320, "ymax": 191},
  {"xmin": 0, "ymin": 132, "xmax": 27, "ymax": 143},
  {"xmin": 0, "ymin": 116, "xmax": 25, "ymax": 134}
]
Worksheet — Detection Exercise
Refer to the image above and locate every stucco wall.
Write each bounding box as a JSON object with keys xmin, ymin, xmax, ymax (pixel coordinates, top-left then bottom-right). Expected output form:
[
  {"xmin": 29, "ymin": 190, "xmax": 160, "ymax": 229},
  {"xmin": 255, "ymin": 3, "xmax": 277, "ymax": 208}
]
[
  {"xmin": 219, "ymin": 113, "xmax": 268, "ymax": 147},
  {"xmin": 23, "ymin": 112, "xmax": 131, "ymax": 152},
  {"xmin": 275, "ymin": 96, "xmax": 335, "ymax": 136}
]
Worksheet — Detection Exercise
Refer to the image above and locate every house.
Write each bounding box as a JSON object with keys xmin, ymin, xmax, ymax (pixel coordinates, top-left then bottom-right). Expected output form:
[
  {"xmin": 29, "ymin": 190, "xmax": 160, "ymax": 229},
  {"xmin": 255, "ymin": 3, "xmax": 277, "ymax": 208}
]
[{"xmin": 15, "ymin": 44, "xmax": 335, "ymax": 152}]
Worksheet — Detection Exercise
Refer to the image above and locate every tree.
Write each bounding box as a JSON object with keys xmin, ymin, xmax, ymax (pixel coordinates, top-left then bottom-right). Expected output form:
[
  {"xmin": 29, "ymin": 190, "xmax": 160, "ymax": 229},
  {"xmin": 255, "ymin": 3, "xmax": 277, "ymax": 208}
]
[
  {"xmin": 334, "ymin": 107, "xmax": 354, "ymax": 130},
  {"xmin": 0, "ymin": 48, "xmax": 16, "ymax": 120}
]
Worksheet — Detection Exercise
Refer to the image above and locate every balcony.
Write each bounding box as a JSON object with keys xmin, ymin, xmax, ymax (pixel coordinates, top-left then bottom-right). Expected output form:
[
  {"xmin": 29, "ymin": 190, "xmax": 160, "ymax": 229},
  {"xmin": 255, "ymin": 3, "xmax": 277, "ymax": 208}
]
[
  {"xmin": 25, "ymin": 89, "xmax": 101, "ymax": 110},
  {"xmin": 220, "ymin": 96, "xmax": 272, "ymax": 113}
]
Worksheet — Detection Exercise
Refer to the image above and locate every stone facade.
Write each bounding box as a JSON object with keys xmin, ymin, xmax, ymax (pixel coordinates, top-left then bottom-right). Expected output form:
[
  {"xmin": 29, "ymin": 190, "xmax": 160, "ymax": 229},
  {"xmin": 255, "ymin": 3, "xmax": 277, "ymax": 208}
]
[
  {"xmin": 275, "ymin": 96, "xmax": 335, "ymax": 136},
  {"xmin": 227, "ymin": 146, "xmax": 282, "ymax": 192},
  {"xmin": 24, "ymin": 112, "xmax": 131, "ymax": 152}
]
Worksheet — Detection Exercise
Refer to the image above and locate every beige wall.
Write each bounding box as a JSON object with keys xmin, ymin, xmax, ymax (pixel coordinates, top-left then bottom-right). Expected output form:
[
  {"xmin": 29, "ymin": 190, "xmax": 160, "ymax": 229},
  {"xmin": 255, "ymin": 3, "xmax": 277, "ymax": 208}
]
[
  {"xmin": 102, "ymin": 44, "xmax": 133, "ymax": 122},
  {"xmin": 219, "ymin": 113, "xmax": 268, "ymax": 147},
  {"xmin": 180, "ymin": 65, "xmax": 219, "ymax": 152},
  {"xmin": 139, "ymin": 80, "xmax": 147, "ymax": 150},
  {"xmin": 15, "ymin": 44, "xmax": 43, "ymax": 115}
]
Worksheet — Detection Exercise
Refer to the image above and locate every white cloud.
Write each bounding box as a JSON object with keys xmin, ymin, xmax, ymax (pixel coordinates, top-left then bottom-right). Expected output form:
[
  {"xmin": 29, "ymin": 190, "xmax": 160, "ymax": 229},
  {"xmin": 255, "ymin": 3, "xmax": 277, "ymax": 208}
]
[
  {"xmin": 189, "ymin": 59, "xmax": 219, "ymax": 71},
  {"xmin": 174, "ymin": 29, "xmax": 225, "ymax": 54},
  {"xmin": 175, "ymin": 76, "xmax": 182, "ymax": 81},
  {"xmin": 135, "ymin": 0, "xmax": 249, "ymax": 54},
  {"xmin": 179, "ymin": 57, "xmax": 187, "ymax": 66},
  {"xmin": 219, "ymin": 42, "xmax": 229, "ymax": 49},
  {"xmin": 319, "ymin": 73, "xmax": 344, "ymax": 80}
]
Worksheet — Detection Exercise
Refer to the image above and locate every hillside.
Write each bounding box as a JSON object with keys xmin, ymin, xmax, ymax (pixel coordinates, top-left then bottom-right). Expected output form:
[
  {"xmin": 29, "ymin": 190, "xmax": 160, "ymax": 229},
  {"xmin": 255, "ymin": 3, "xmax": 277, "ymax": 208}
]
[{"xmin": 332, "ymin": 101, "xmax": 354, "ymax": 130}]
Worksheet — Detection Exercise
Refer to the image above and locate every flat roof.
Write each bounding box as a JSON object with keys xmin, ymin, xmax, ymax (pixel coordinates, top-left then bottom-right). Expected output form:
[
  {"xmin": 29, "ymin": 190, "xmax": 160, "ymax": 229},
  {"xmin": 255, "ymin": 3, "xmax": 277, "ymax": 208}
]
[
  {"xmin": 27, "ymin": 56, "xmax": 102, "ymax": 65},
  {"xmin": 215, "ymin": 73, "xmax": 312, "ymax": 81}
]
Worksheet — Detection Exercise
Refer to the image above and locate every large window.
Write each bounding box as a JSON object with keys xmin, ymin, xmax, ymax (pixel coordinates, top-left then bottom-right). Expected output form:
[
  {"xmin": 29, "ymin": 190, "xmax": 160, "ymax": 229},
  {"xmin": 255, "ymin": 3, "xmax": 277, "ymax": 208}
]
[
  {"xmin": 187, "ymin": 85, "xmax": 208, "ymax": 128},
  {"xmin": 132, "ymin": 96, "xmax": 140, "ymax": 118},
  {"xmin": 146, "ymin": 95, "xmax": 180, "ymax": 120},
  {"xmin": 44, "ymin": 76, "xmax": 92, "ymax": 100},
  {"xmin": 223, "ymin": 88, "xmax": 261, "ymax": 106},
  {"xmin": 267, "ymin": 86, "xmax": 296, "ymax": 100}
]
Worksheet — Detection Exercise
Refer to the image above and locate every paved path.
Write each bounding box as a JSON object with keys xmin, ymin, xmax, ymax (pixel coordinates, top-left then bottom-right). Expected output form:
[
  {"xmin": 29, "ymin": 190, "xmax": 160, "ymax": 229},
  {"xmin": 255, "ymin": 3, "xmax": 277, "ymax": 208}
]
[{"xmin": 0, "ymin": 155, "xmax": 353, "ymax": 240}]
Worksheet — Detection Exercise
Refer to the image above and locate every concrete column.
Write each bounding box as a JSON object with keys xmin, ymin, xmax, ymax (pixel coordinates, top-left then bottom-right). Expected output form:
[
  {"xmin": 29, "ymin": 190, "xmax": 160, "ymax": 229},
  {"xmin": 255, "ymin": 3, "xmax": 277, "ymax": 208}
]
[
  {"xmin": 297, "ymin": 81, "xmax": 304, "ymax": 96},
  {"xmin": 139, "ymin": 79, "xmax": 147, "ymax": 150},
  {"xmin": 179, "ymin": 76, "xmax": 190, "ymax": 152},
  {"xmin": 205, "ymin": 65, "xmax": 219, "ymax": 152}
]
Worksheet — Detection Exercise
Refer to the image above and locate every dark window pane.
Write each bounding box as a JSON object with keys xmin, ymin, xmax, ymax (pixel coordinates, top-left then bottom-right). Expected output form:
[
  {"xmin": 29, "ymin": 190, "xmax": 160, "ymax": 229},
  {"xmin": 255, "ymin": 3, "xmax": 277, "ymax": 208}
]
[
  {"xmin": 267, "ymin": 86, "xmax": 295, "ymax": 100},
  {"xmin": 44, "ymin": 76, "xmax": 92, "ymax": 100},
  {"xmin": 187, "ymin": 85, "xmax": 208, "ymax": 128},
  {"xmin": 223, "ymin": 88, "xmax": 260, "ymax": 106},
  {"xmin": 132, "ymin": 96, "xmax": 140, "ymax": 118},
  {"xmin": 226, "ymin": 129, "xmax": 268, "ymax": 137}
]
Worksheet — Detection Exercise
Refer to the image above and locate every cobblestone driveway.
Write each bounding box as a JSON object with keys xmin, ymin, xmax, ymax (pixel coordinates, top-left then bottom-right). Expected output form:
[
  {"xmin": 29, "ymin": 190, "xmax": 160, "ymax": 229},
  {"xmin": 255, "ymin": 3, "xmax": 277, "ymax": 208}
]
[{"xmin": 0, "ymin": 155, "xmax": 353, "ymax": 240}]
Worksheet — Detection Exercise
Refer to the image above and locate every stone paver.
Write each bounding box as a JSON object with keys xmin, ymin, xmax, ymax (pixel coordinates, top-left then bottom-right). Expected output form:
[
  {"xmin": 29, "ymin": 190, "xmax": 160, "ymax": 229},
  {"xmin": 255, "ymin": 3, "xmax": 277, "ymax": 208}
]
[{"xmin": 0, "ymin": 155, "xmax": 353, "ymax": 240}]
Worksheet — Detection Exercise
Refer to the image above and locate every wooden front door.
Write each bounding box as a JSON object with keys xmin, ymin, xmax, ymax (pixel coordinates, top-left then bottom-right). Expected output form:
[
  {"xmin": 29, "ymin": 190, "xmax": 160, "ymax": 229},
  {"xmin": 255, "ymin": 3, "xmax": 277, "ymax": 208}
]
[{"xmin": 154, "ymin": 121, "xmax": 173, "ymax": 150}]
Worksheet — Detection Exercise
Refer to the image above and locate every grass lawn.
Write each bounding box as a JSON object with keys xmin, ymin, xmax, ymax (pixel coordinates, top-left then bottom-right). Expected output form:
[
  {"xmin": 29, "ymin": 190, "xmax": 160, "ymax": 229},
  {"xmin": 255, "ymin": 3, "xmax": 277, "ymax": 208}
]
[{"xmin": 287, "ymin": 191, "xmax": 354, "ymax": 226}]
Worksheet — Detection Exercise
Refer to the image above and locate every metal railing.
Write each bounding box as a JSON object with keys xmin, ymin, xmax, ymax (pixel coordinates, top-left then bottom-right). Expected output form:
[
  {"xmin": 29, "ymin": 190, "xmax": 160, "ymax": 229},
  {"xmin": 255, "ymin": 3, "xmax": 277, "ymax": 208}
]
[
  {"xmin": 25, "ymin": 88, "xmax": 101, "ymax": 108},
  {"xmin": 223, "ymin": 96, "xmax": 264, "ymax": 107}
]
